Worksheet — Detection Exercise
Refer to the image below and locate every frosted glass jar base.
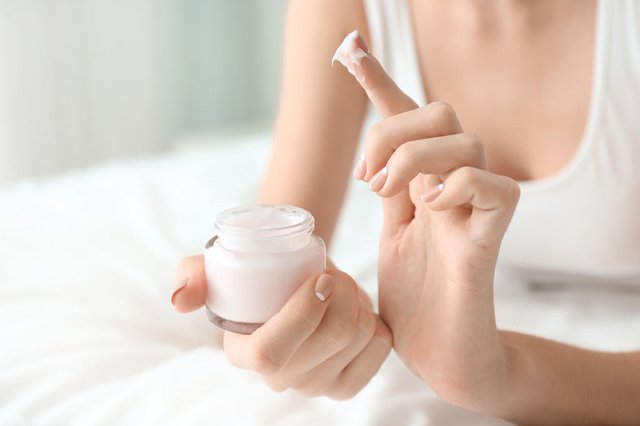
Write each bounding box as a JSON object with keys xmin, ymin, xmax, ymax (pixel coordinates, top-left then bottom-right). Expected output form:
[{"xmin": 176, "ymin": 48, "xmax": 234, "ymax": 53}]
[{"xmin": 206, "ymin": 307, "xmax": 263, "ymax": 335}]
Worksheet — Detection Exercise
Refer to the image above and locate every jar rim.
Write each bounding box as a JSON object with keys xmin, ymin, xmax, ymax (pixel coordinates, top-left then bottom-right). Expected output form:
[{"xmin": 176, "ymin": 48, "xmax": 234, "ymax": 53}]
[{"xmin": 214, "ymin": 204, "xmax": 314, "ymax": 241}]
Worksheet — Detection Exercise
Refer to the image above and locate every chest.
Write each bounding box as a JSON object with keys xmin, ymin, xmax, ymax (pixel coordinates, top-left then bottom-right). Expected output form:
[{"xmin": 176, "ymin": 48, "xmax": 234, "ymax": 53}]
[{"xmin": 408, "ymin": 2, "xmax": 596, "ymax": 182}]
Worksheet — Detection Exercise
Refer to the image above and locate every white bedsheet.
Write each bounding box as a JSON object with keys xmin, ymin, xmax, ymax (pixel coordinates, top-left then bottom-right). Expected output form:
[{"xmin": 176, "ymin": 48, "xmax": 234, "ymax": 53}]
[{"xmin": 1, "ymin": 132, "xmax": 640, "ymax": 426}]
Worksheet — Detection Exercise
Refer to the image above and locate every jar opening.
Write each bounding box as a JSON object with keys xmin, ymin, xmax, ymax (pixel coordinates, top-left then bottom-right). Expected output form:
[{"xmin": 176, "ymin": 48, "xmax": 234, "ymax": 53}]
[{"xmin": 213, "ymin": 204, "xmax": 315, "ymax": 252}]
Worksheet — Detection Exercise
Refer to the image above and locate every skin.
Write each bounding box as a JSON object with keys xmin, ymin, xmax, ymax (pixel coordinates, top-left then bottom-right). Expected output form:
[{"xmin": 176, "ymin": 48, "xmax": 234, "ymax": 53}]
[{"xmin": 173, "ymin": 0, "xmax": 640, "ymax": 423}]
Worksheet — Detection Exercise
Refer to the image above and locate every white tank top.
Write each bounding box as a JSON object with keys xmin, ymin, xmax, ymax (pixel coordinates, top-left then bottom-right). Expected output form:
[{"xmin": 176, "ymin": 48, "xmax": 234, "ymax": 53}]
[{"xmin": 363, "ymin": 0, "xmax": 640, "ymax": 286}]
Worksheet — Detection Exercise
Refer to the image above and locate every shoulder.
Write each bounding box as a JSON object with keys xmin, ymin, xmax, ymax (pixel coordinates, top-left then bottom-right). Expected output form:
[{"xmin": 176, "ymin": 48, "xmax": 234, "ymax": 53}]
[
  {"xmin": 277, "ymin": 0, "xmax": 372, "ymax": 130},
  {"xmin": 285, "ymin": 0, "xmax": 370, "ymax": 46}
]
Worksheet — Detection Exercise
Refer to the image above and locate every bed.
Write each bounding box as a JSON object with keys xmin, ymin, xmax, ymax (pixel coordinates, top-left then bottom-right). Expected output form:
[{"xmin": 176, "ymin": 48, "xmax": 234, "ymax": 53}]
[{"xmin": 2, "ymin": 132, "xmax": 639, "ymax": 425}]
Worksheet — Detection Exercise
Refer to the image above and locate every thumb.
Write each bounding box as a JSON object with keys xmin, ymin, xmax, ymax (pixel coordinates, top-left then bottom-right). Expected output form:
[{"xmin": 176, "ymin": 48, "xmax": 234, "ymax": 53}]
[
  {"xmin": 171, "ymin": 255, "xmax": 207, "ymax": 313},
  {"xmin": 333, "ymin": 30, "xmax": 418, "ymax": 231}
]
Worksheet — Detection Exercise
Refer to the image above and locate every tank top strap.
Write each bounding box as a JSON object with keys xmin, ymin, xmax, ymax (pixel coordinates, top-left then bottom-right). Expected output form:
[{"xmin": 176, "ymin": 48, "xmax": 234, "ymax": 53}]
[
  {"xmin": 363, "ymin": 0, "xmax": 426, "ymax": 106},
  {"xmin": 607, "ymin": 1, "xmax": 640, "ymax": 76}
]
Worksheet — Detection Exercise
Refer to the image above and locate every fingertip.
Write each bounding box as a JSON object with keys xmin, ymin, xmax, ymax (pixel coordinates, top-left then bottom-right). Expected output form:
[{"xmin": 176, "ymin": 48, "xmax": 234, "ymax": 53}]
[
  {"xmin": 171, "ymin": 256, "xmax": 207, "ymax": 313},
  {"xmin": 353, "ymin": 29, "xmax": 369, "ymax": 53},
  {"xmin": 171, "ymin": 277, "xmax": 189, "ymax": 306},
  {"xmin": 368, "ymin": 166, "xmax": 388, "ymax": 193},
  {"xmin": 332, "ymin": 30, "xmax": 369, "ymax": 76},
  {"xmin": 314, "ymin": 273, "xmax": 336, "ymax": 302},
  {"xmin": 352, "ymin": 153, "xmax": 367, "ymax": 181},
  {"xmin": 375, "ymin": 172, "xmax": 406, "ymax": 198},
  {"xmin": 171, "ymin": 278, "xmax": 206, "ymax": 313},
  {"xmin": 421, "ymin": 183, "xmax": 444, "ymax": 204}
]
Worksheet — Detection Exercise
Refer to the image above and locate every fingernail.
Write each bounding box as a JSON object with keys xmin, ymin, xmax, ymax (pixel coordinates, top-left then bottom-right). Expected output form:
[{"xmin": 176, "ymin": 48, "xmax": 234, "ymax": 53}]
[
  {"xmin": 421, "ymin": 183, "xmax": 444, "ymax": 203},
  {"xmin": 314, "ymin": 274, "xmax": 336, "ymax": 302},
  {"xmin": 171, "ymin": 278, "xmax": 189, "ymax": 305},
  {"xmin": 353, "ymin": 154, "xmax": 367, "ymax": 180},
  {"xmin": 368, "ymin": 167, "xmax": 388, "ymax": 192}
]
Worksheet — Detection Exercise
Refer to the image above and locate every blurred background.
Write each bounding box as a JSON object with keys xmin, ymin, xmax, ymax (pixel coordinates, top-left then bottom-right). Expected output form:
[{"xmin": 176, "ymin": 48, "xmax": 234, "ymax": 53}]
[{"xmin": 0, "ymin": 0, "xmax": 287, "ymax": 183}]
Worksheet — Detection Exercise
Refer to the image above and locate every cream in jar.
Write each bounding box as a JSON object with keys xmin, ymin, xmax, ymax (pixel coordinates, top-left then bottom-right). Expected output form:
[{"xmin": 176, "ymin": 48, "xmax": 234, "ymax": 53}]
[{"xmin": 204, "ymin": 205, "xmax": 326, "ymax": 334}]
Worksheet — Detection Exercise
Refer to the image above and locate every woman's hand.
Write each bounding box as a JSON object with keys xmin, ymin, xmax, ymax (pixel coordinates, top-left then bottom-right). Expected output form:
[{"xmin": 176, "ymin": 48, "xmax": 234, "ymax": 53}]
[
  {"xmin": 335, "ymin": 32, "xmax": 520, "ymax": 411},
  {"xmin": 172, "ymin": 256, "xmax": 392, "ymax": 400}
]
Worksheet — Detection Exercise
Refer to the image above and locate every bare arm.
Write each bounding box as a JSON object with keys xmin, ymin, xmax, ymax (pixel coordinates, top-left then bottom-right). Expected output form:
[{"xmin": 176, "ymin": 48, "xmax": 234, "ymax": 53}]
[
  {"xmin": 172, "ymin": 3, "xmax": 392, "ymax": 401},
  {"xmin": 260, "ymin": 0, "xmax": 369, "ymax": 247},
  {"xmin": 495, "ymin": 331, "xmax": 640, "ymax": 424},
  {"xmin": 330, "ymin": 30, "xmax": 640, "ymax": 424}
]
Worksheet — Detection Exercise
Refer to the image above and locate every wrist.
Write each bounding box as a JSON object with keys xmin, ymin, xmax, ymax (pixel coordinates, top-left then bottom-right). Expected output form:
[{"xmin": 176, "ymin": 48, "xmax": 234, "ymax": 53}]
[
  {"xmin": 420, "ymin": 330, "xmax": 511, "ymax": 414},
  {"xmin": 487, "ymin": 331, "xmax": 553, "ymax": 424},
  {"xmin": 483, "ymin": 332, "xmax": 527, "ymax": 418}
]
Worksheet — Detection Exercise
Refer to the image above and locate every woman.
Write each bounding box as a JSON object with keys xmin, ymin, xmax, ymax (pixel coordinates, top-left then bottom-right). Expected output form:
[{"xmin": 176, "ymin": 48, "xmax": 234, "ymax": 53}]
[{"xmin": 172, "ymin": 0, "xmax": 640, "ymax": 423}]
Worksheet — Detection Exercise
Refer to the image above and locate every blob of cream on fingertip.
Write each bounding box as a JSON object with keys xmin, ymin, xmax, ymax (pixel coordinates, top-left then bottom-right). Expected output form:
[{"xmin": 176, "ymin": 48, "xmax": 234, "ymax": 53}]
[{"xmin": 332, "ymin": 30, "xmax": 368, "ymax": 75}]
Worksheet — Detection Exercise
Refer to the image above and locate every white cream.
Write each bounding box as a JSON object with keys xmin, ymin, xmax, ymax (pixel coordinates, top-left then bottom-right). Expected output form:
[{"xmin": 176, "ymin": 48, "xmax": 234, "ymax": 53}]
[
  {"xmin": 332, "ymin": 30, "xmax": 368, "ymax": 75},
  {"xmin": 204, "ymin": 205, "xmax": 326, "ymax": 334}
]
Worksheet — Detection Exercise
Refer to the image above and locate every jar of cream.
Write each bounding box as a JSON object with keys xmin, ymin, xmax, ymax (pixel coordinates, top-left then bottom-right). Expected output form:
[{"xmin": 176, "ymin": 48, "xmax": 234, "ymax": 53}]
[{"xmin": 204, "ymin": 204, "xmax": 326, "ymax": 334}]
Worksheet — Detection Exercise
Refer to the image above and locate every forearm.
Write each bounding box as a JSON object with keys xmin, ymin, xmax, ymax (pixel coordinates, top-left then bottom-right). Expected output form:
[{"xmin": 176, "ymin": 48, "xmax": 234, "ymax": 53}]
[
  {"xmin": 260, "ymin": 117, "xmax": 360, "ymax": 247},
  {"xmin": 258, "ymin": 0, "xmax": 369, "ymax": 247},
  {"xmin": 493, "ymin": 330, "xmax": 640, "ymax": 424}
]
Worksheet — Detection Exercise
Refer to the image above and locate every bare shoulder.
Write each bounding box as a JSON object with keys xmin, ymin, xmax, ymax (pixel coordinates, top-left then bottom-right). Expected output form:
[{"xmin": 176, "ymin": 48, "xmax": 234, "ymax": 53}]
[
  {"xmin": 281, "ymin": 0, "xmax": 371, "ymax": 79},
  {"xmin": 277, "ymin": 0, "xmax": 370, "ymax": 130},
  {"xmin": 286, "ymin": 0, "xmax": 369, "ymax": 41}
]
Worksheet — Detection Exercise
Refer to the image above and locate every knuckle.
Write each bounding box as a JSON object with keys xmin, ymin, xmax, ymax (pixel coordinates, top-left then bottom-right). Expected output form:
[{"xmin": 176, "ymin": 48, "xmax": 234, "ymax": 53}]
[
  {"xmin": 365, "ymin": 121, "xmax": 395, "ymax": 173},
  {"xmin": 458, "ymin": 132, "xmax": 485, "ymax": 168},
  {"xmin": 428, "ymin": 101, "xmax": 456, "ymax": 125},
  {"xmin": 391, "ymin": 143, "xmax": 413, "ymax": 167},
  {"xmin": 330, "ymin": 320, "xmax": 358, "ymax": 350},
  {"xmin": 454, "ymin": 166, "xmax": 478, "ymax": 184},
  {"xmin": 356, "ymin": 309, "xmax": 377, "ymax": 342},
  {"xmin": 429, "ymin": 100, "xmax": 455, "ymax": 116},
  {"xmin": 430, "ymin": 376, "xmax": 471, "ymax": 406},
  {"xmin": 295, "ymin": 383, "xmax": 329, "ymax": 399},
  {"xmin": 294, "ymin": 387, "xmax": 319, "ymax": 398},
  {"xmin": 262, "ymin": 374, "xmax": 289, "ymax": 393},
  {"xmin": 335, "ymin": 368, "xmax": 378, "ymax": 400},
  {"xmin": 461, "ymin": 132, "xmax": 484, "ymax": 154},
  {"xmin": 373, "ymin": 321, "xmax": 394, "ymax": 350},
  {"xmin": 393, "ymin": 144, "xmax": 413, "ymax": 164},
  {"xmin": 327, "ymin": 384, "xmax": 360, "ymax": 401},
  {"xmin": 503, "ymin": 177, "xmax": 521, "ymax": 203},
  {"xmin": 247, "ymin": 341, "xmax": 282, "ymax": 375},
  {"xmin": 326, "ymin": 310, "xmax": 359, "ymax": 350},
  {"xmin": 367, "ymin": 121, "xmax": 387, "ymax": 150}
]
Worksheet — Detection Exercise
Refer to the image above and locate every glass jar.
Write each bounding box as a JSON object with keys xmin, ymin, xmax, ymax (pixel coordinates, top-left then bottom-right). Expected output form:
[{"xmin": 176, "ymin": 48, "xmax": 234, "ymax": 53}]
[{"xmin": 204, "ymin": 204, "xmax": 326, "ymax": 334}]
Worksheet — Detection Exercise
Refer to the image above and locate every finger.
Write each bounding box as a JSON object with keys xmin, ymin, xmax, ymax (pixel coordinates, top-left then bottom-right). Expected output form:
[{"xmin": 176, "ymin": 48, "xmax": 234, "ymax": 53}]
[
  {"xmin": 261, "ymin": 270, "xmax": 359, "ymax": 376},
  {"xmin": 358, "ymin": 286, "xmax": 373, "ymax": 310},
  {"xmin": 171, "ymin": 255, "xmax": 207, "ymax": 313},
  {"xmin": 223, "ymin": 273, "xmax": 336, "ymax": 375},
  {"xmin": 375, "ymin": 132, "xmax": 486, "ymax": 198},
  {"xmin": 321, "ymin": 316, "xmax": 392, "ymax": 400},
  {"xmin": 426, "ymin": 167, "xmax": 521, "ymax": 246},
  {"xmin": 332, "ymin": 30, "xmax": 417, "ymax": 118},
  {"xmin": 265, "ymin": 298, "xmax": 374, "ymax": 393},
  {"xmin": 333, "ymin": 30, "xmax": 427, "ymax": 230},
  {"xmin": 330, "ymin": 316, "xmax": 392, "ymax": 399},
  {"xmin": 363, "ymin": 102, "xmax": 463, "ymax": 182}
]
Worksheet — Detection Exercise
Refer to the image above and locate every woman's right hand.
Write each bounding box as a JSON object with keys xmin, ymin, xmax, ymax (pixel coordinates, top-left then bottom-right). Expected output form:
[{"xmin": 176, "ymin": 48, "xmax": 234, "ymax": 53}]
[{"xmin": 171, "ymin": 256, "xmax": 392, "ymax": 400}]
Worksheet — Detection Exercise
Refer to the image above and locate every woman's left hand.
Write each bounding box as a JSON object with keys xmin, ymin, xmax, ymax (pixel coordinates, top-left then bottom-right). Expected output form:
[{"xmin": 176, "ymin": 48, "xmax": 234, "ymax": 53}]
[{"xmin": 336, "ymin": 32, "xmax": 521, "ymax": 411}]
